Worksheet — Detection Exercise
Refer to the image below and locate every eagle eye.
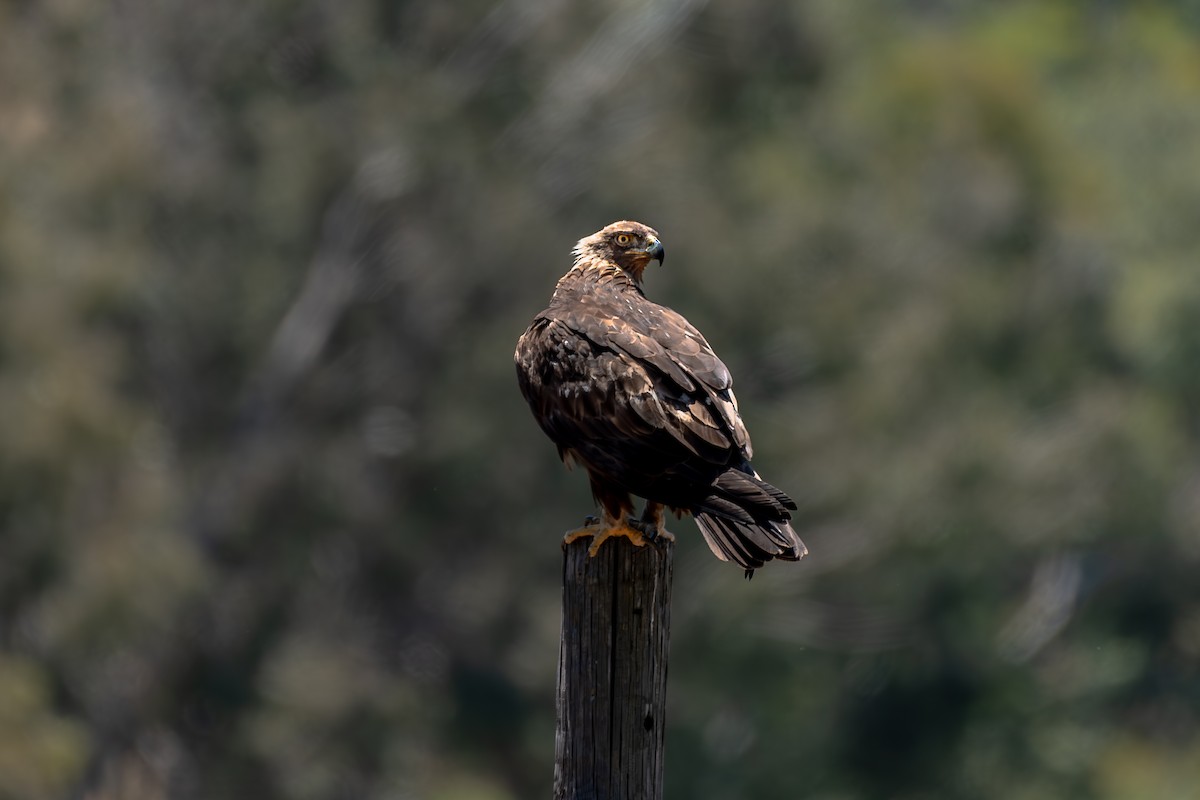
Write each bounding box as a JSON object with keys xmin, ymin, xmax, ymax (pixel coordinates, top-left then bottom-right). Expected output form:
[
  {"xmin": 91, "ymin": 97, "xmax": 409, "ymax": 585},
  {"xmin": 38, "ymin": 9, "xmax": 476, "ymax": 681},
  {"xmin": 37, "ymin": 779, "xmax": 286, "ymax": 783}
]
[{"xmin": 615, "ymin": 233, "xmax": 632, "ymax": 246}]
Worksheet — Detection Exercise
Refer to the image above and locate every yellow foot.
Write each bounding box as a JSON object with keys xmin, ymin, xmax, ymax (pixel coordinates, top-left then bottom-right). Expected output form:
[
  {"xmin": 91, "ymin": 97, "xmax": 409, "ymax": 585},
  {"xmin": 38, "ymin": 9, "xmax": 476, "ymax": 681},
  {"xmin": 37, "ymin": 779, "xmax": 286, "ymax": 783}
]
[
  {"xmin": 562, "ymin": 515, "xmax": 602, "ymax": 548},
  {"xmin": 562, "ymin": 516, "xmax": 674, "ymax": 555},
  {"xmin": 586, "ymin": 523, "xmax": 648, "ymax": 557}
]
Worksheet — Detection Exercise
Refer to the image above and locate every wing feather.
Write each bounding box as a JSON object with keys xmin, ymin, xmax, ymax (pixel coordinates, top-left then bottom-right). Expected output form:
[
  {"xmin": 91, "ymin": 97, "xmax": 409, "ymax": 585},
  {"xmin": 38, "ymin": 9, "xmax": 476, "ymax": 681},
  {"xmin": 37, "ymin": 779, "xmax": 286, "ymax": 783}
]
[{"xmin": 557, "ymin": 299, "xmax": 750, "ymax": 464}]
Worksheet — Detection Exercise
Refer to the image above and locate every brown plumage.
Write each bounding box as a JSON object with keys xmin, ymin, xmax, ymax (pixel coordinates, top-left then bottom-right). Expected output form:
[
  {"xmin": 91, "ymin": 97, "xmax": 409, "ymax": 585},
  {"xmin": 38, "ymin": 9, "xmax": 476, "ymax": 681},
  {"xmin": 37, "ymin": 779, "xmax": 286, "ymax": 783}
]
[{"xmin": 515, "ymin": 221, "xmax": 807, "ymax": 575}]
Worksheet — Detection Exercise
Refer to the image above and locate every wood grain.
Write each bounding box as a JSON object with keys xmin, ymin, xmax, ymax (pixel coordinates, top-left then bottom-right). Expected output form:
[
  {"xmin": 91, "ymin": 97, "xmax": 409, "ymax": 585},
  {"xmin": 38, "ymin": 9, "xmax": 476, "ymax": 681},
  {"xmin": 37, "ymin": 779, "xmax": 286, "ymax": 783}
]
[{"xmin": 554, "ymin": 535, "xmax": 674, "ymax": 800}]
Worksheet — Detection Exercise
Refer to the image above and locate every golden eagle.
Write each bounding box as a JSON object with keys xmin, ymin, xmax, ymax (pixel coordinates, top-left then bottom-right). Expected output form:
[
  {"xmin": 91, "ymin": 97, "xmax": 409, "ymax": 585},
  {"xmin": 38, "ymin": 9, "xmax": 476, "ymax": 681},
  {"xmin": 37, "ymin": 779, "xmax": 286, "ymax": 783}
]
[{"xmin": 515, "ymin": 221, "xmax": 806, "ymax": 576}]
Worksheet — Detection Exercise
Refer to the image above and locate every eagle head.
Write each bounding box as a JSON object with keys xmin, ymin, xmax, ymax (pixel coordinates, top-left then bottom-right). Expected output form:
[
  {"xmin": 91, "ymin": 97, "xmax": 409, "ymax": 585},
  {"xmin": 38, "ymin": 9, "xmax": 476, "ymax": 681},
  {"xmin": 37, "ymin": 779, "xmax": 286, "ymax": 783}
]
[{"xmin": 573, "ymin": 220, "xmax": 665, "ymax": 283}]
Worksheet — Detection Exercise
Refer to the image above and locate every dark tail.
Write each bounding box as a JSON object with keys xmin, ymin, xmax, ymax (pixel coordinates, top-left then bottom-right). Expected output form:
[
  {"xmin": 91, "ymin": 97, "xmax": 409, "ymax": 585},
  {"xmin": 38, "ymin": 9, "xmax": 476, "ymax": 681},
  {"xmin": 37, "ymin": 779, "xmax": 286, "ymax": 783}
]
[{"xmin": 693, "ymin": 469, "xmax": 807, "ymax": 577}]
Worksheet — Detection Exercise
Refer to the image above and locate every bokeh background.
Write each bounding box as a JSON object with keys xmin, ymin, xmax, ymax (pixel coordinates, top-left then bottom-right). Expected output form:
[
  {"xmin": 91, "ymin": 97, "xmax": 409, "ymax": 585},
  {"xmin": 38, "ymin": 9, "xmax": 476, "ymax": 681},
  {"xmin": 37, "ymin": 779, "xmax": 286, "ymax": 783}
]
[{"xmin": 4, "ymin": 1, "xmax": 1200, "ymax": 798}]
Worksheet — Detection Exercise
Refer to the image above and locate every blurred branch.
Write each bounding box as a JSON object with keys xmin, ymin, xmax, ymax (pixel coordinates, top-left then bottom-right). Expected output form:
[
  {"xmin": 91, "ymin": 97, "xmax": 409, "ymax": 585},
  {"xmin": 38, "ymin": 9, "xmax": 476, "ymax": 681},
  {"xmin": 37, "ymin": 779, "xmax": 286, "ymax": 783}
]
[
  {"xmin": 501, "ymin": 0, "xmax": 707, "ymax": 198},
  {"xmin": 509, "ymin": 0, "xmax": 705, "ymax": 146},
  {"xmin": 442, "ymin": 0, "xmax": 566, "ymax": 98},
  {"xmin": 246, "ymin": 186, "xmax": 379, "ymax": 419},
  {"xmin": 192, "ymin": 178, "xmax": 382, "ymax": 550},
  {"xmin": 997, "ymin": 553, "xmax": 1083, "ymax": 663}
]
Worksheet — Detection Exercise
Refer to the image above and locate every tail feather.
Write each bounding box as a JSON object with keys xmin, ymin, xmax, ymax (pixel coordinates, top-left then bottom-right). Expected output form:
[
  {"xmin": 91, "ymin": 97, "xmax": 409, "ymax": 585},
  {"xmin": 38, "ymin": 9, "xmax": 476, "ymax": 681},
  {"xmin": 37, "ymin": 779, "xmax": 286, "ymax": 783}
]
[
  {"xmin": 694, "ymin": 512, "xmax": 807, "ymax": 573},
  {"xmin": 712, "ymin": 470, "xmax": 799, "ymax": 513},
  {"xmin": 697, "ymin": 495, "xmax": 756, "ymax": 525},
  {"xmin": 761, "ymin": 520, "xmax": 799, "ymax": 550},
  {"xmin": 695, "ymin": 513, "xmax": 768, "ymax": 569},
  {"xmin": 759, "ymin": 480, "xmax": 798, "ymax": 511},
  {"xmin": 693, "ymin": 467, "xmax": 807, "ymax": 575},
  {"xmin": 696, "ymin": 470, "xmax": 806, "ymax": 575}
]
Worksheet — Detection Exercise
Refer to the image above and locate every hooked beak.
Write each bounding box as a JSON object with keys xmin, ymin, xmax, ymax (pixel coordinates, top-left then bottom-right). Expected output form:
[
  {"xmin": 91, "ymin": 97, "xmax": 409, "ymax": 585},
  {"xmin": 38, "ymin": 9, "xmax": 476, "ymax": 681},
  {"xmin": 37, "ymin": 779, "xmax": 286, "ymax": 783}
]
[{"xmin": 647, "ymin": 238, "xmax": 665, "ymax": 265}]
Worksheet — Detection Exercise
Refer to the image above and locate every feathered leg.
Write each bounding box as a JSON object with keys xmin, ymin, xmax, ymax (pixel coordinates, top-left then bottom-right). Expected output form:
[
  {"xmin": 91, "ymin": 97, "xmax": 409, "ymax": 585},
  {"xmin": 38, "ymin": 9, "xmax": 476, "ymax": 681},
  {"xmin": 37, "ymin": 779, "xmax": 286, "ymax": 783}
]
[{"xmin": 562, "ymin": 479, "xmax": 648, "ymax": 556}]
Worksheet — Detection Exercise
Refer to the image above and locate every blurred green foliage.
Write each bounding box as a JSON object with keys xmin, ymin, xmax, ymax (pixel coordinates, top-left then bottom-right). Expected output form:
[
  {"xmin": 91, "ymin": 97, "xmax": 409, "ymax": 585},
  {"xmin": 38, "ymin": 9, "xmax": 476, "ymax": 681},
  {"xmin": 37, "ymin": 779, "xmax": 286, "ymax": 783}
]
[{"xmin": 2, "ymin": 1, "xmax": 1200, "ymax": 798}]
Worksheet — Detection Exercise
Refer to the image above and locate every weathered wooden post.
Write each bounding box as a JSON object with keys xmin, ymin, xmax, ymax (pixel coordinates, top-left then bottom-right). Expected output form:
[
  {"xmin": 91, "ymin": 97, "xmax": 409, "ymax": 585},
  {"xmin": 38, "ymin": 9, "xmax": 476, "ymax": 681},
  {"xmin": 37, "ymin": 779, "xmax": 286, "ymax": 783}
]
[{"xmin": 554, "ymin": 535, "xmax": 674, "ymax": 800}]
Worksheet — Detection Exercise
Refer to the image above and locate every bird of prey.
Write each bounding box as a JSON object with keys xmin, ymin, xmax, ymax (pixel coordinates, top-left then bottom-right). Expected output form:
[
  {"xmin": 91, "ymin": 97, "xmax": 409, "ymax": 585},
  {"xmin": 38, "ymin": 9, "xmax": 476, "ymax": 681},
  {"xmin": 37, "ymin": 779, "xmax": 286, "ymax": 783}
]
[{"xmin": 515, "ymin": 221, "xmax": 807, "ymax": 576}]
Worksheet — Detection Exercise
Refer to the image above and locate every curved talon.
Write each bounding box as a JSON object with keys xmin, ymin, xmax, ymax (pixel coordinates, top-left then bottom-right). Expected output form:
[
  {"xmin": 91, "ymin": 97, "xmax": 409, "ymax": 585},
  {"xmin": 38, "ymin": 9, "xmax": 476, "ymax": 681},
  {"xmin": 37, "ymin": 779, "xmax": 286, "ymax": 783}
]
[
  {"xmin": 563, "ymin": 514, "xmax": 639, "ymax": 552},
  {"xmin": 628, "ymin": 516, "xmax": 655, "ymax": 540},
  {"xmin": 586, "ymin": 523, "xmax": 648, "ymax": 556},
  {"xmin": 627, "ymin": 515, "xmax": 675, "ymax": 545},
  {"xmin": 563, "ymin": 525, "xmax": 597, "ymax": 547},
  {"xmin": 563, "ymin": 511, "xmax": 672, "ymax": 555}
]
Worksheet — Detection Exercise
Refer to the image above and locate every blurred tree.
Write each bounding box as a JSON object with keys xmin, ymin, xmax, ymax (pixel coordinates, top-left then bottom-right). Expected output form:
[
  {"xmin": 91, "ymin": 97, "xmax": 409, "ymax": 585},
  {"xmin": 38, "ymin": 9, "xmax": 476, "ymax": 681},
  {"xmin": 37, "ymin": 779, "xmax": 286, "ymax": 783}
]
[{"xmin": 0, "ymin": 1, "xmax": 1199, "ymax": 798}]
